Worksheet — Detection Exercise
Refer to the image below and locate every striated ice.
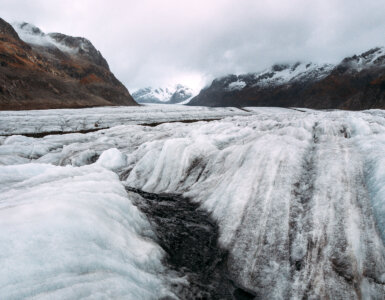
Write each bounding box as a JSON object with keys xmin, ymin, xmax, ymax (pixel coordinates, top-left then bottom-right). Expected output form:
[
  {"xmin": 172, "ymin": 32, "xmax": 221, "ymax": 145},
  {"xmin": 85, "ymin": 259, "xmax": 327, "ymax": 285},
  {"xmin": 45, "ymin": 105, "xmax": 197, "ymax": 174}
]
[
  {"xmin": 0, "ymin": 106, "xmax": 385, "ymax": 298},
  {"xmin": 120, "ymin": 109, "xmax": 385, "ymax": 298}
]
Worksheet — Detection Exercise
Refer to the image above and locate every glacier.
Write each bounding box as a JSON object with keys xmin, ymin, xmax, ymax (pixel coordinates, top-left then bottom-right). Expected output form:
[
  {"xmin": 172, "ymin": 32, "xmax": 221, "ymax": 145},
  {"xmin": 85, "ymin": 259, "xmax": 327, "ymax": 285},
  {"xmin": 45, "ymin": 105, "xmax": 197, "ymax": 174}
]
[
  {"xmin": 0, "ymin": 162, "xmax": 173, "ymax": 299},
  {"xmin": 0, "ymin": 106, "xmax": 385, "ymax": 299},
  {"xmin": 0, "ymin": 104, "xmax": 249, "ymax": 136}
]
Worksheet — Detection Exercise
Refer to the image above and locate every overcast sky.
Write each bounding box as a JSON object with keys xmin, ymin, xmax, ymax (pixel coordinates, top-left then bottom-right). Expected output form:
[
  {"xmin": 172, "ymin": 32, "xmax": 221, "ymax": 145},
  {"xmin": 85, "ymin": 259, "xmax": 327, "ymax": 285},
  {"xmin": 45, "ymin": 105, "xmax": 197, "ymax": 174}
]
[{"xmin": 2, "ymin": 0, "xmax": 385, "ymax": 91}]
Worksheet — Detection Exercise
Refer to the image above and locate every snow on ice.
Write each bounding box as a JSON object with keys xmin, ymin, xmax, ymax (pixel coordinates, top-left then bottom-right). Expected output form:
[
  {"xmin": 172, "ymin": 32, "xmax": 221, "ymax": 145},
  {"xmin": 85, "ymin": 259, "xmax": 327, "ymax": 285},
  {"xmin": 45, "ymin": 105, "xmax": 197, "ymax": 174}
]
[
  {"xmin": 0, "ymin": 106, "xmax": 385, "ymax": 298},
  {"xmin": 0, "ymin": 160, "xmax": 173, "ymax": 299},
  {"xmin": 0, "ymin": 104, "xmax": 249, "ymax": 136}
]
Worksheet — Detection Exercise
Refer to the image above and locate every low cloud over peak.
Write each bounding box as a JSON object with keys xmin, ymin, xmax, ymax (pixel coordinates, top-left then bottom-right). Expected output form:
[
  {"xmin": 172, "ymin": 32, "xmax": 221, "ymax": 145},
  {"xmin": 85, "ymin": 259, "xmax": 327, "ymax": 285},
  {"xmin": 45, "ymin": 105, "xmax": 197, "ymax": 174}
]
[{"xmin": 2, "ymin": 0, "xmax": 385, "ymax": 90}]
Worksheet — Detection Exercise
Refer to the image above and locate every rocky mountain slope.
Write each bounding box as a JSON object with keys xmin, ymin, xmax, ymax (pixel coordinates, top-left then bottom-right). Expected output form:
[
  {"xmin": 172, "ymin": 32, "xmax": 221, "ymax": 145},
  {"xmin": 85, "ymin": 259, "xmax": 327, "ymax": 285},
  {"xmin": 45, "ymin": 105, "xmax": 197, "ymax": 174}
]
[
  {"xmin": 0, "ymin": 18, "xmax": 137, "ymax": 110},
  {"xmin": 132, "ymin": 84, "xmax": 194, "ymax": 104},
  {"xmin": 189, "ymin": 47, "xmax": 385, "ymax": 109}
]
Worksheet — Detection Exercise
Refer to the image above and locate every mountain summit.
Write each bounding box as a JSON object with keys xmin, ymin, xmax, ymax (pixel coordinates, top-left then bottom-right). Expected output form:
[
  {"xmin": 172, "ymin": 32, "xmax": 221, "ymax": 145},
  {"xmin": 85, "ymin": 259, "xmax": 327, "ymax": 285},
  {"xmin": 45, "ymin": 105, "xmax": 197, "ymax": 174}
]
[
  {"xmin": 132, "ymin": 84, "xmax": 195, "ymax": 104},
  {"xmin": 188, "ymin": 47, "xmax": 385, "ymax": 109},
  {"xmin": 0, "ymin": 18, "xmax": 137, "ymax": 110}
]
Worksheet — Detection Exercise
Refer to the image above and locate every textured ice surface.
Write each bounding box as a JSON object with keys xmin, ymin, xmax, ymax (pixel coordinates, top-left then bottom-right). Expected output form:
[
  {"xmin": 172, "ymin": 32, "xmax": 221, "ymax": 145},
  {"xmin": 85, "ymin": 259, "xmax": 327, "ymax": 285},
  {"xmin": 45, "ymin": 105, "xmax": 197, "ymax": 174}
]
[
  {"xmin": 0, "ymin": 163, "xmax": 172, "ymax": 299},
  {"xmin": 96, "ymin": 148, "xmax": 127, "ymax": 170},
  {"xmin": 0, "ymin": 107, "xmax": 385, "ymax": 298},
  {"xmin": 121, "ymin": 109, "xmax": 385, "ymax": 298},
  {"xmin": 0, "ymin": 104, "xmax": 249, "ymax": 136}
]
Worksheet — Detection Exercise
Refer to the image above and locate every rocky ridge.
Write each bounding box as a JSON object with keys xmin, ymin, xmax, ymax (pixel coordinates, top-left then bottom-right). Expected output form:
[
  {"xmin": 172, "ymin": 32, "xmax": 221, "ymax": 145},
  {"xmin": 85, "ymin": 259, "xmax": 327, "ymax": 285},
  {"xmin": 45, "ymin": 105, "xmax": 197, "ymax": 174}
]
[
  {"xmin": 0, "ymin": 18, "xmax": 137, "ymax": 110},
  {"xmin": 189, "ymin": 47, "xmax": 385, "ymax": 109}
]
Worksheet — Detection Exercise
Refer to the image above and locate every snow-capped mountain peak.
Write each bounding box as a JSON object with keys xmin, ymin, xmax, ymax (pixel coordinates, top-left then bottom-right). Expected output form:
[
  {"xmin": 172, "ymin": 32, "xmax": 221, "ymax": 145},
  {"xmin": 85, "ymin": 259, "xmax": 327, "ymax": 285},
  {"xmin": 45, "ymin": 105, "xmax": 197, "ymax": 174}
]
[
  {"xmin": 340, "ymin": 47, "xmax": 385, "ymax": 71},
  {"xmin": 132, "ymin": 84, "xmax": 195, "ymax": 104},
  {"xmin": 222, "ymin": 62, "xmax": 333, "ymax": 92},
  {"xmin": 254, "ymin": 62, "xmax": 334, "ymax": 86},
  {"xmin": 189, "ymin": 46, "xmax": 385, "ymax": 108}
]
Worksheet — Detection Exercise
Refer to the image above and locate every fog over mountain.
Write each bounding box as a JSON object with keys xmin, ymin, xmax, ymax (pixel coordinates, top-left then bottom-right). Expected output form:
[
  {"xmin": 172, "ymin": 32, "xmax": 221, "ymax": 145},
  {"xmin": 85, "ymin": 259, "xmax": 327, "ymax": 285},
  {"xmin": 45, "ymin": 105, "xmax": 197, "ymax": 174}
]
[{"xmin": 2, "ymin": 0, "xmax": 385, "ymax": 91}]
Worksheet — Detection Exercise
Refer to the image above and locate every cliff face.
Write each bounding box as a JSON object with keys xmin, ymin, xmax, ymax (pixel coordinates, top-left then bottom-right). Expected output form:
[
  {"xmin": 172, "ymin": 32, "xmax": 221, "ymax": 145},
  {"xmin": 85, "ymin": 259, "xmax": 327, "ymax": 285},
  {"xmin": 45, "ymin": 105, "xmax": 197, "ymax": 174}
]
[
  {"xmin": 0, "ymin": 18, "xmax": 137, "ymax": 110},
  {"xmin": 188, "ymin": 48, "xmax": 385, "ymax": 110}
]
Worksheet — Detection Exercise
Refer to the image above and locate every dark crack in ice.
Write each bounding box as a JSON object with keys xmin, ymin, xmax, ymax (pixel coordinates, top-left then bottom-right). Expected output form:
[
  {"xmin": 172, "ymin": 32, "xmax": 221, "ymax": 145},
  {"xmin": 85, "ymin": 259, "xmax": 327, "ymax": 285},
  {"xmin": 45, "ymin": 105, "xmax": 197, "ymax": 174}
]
[{"xmin": 125, "ymin": 187, "xmax": 256, "ymax": 300}]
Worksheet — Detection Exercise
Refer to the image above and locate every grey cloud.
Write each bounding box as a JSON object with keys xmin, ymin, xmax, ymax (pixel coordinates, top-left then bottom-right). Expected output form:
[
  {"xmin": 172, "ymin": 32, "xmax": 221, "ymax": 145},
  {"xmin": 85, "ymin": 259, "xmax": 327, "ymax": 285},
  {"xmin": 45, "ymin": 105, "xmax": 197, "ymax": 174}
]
[{"xmin": 1, "ymin": 0, "xmax": 385, "ymax": 90}]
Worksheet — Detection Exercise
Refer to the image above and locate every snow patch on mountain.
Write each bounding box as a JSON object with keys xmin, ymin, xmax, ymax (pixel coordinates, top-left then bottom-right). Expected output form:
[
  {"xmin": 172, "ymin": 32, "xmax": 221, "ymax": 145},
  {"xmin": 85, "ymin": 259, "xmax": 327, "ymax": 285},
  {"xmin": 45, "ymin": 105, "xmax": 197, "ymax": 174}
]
[
  {"xmin": 251, "ymin": 62, "xmax": 334, "ymax": 87},
  {"xmin": 220, "ymin": 48, "xmax": 385, "ymax": 94},
  {"xmin": 340, "ymin": 47, "xmax": 385, "ymax": 71},
  {"xmin": 226, "ymin": 80, "xmax": 247, "ymax": 91},
  {"xmin": 220, "ymin": 62, "xmax": 334, "ymax": 92}
]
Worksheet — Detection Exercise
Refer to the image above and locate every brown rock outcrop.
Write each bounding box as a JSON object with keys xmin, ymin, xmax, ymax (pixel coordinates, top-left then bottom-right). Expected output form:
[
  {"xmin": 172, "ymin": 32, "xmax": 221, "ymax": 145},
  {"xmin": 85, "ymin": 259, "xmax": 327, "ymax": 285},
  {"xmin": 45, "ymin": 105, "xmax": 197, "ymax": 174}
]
[{"xmin": 0, "ymin": 18, "xmax": 137, "ymax": 110}]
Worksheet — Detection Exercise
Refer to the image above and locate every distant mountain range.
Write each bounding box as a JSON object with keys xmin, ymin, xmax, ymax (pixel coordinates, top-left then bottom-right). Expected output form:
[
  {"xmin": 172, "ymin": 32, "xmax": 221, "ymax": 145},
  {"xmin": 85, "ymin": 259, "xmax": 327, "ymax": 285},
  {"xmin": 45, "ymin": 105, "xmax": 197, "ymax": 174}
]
[
  {"xmin": 132, "ymin": 84, "xmax": 195, "ymax": 104},
  {"xmin": 0, "ymin": 18, "xmax": 137, "ymax": 110},
  {"xmin": 188, "ymin": 47, "xmax": 385, "ymax": 109},
  {"xmin": 2, "ymin": 15, "xmax": 385, "ymax": 110}
]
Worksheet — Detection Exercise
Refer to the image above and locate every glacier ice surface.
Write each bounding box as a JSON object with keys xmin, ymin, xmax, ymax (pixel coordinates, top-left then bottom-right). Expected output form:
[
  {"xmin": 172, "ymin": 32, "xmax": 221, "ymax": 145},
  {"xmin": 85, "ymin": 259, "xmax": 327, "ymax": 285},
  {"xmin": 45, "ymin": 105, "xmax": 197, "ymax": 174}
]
[
  {"xmin": 1, "ymin": 106, "xmax": 385, "ymax": 298},
  {"xmin": 0, "ymin": 163, "xmax": 173, "ymax": 299}
]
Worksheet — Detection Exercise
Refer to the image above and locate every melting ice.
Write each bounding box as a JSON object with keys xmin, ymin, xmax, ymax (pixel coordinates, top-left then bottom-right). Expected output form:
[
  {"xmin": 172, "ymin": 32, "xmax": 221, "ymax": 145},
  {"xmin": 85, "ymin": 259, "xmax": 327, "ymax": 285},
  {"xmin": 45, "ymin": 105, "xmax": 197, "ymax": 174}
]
[{"xmin": 0, "ymin": 107, "xmax": 385, "ymax": 299}]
